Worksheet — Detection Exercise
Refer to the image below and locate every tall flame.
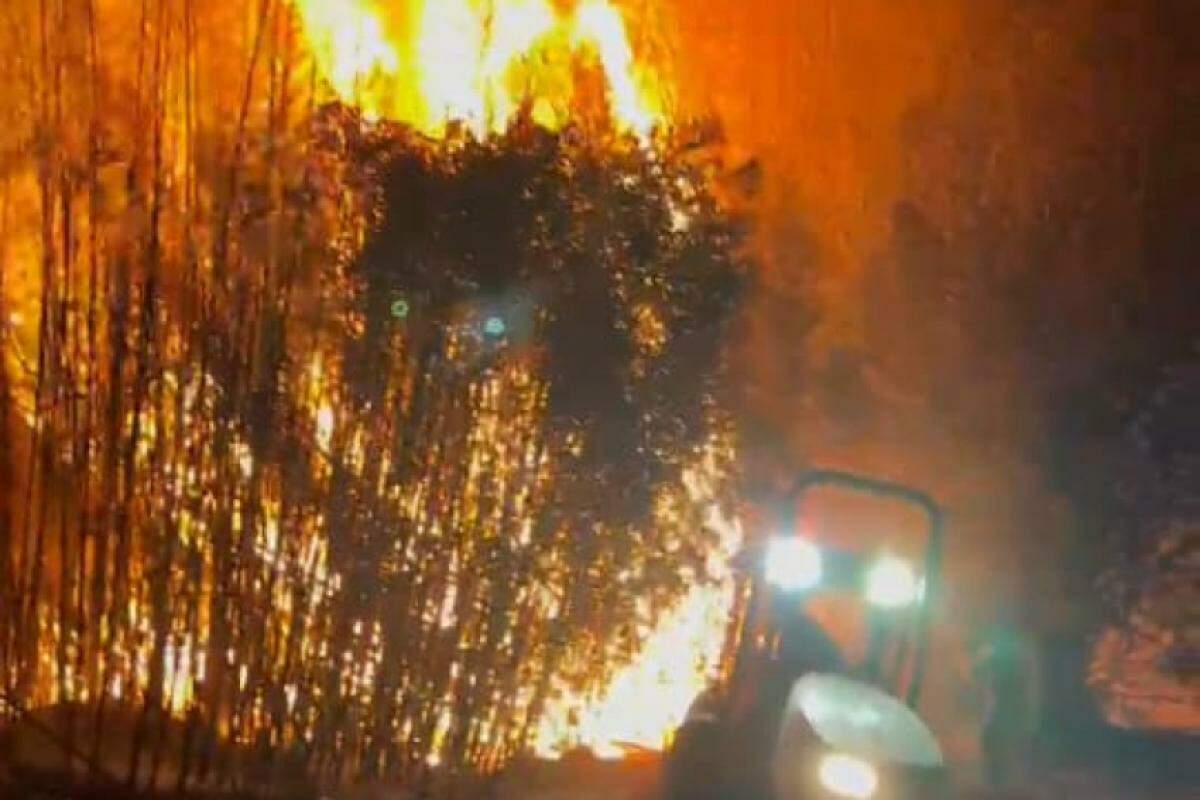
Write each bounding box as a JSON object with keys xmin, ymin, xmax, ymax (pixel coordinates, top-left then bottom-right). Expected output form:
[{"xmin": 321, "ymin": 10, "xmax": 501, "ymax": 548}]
[{"xmin": 292, "ymin": 0, "xmax": 666, "ymax": 139}]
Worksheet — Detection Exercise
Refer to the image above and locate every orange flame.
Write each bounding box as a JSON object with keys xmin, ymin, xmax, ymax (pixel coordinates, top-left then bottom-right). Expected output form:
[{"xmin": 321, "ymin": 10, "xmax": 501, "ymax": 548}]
[
  {"xmin": 535, "ymin": 464, "xmax": 742, "ymax": 759},
  {"xmin": 533, "ymin": 578, "xmax": 737, "ymax": 759},
  {"xmin": 292, "ymin": 0, "xmax": 666, "ymax": 139}
]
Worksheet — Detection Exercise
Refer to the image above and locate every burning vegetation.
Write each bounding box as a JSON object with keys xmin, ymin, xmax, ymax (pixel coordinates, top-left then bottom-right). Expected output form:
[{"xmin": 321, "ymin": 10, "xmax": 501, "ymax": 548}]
[
  {"xmin": 292, "ymin": 0, "xmax": 667, "ymax": 139},
  {"xmin": 0, "ymin": 0, "xmax": 750, "ymax": 792}
]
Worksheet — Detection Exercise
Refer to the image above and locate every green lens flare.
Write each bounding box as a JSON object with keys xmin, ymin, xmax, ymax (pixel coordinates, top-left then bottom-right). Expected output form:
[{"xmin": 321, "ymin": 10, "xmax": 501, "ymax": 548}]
[{"xmin": 484, "ymin": 316, "xmax": 507, "ymax": 338}]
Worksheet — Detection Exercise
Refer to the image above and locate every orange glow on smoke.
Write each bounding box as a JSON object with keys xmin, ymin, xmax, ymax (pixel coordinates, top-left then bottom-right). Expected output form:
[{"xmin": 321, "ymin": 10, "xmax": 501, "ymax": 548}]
[{"xmin": 292, "ymin": 0, "xmax": 666, "ymax": 139}]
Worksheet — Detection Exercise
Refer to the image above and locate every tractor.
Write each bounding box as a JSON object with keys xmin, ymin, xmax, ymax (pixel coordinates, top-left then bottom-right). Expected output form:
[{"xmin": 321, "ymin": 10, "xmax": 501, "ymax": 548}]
[{"xmin": 663, "ymin": 470, "xmax": 949, "ymax": 800}]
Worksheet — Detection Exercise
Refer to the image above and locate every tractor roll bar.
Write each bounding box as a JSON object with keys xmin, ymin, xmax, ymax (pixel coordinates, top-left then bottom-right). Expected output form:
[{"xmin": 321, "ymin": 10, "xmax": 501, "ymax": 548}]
[{"xmin": 783, "ymin": 469, "xmax": 945, "ymax": 708}]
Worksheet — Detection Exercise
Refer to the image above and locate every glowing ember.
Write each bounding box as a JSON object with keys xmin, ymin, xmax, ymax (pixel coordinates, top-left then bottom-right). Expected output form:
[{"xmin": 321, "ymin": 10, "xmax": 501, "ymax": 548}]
[{"xmin": 292, "ymin": 0, "xmax": 666, "ymax": 138}]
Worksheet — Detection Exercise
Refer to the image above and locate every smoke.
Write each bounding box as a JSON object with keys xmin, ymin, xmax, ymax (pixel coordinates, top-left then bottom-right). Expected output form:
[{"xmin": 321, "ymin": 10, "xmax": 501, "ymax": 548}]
[
  {"xmin": 664, "ymin": 0, "xmax": 1198, "ymax": 758},
  {"xmin": 668, "ymin": 0, "xmax": 1191, "ymax": 617}
]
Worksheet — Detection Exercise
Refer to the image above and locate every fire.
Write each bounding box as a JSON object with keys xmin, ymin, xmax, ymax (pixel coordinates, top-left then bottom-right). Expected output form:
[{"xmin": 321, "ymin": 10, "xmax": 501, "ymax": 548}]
[
  {"xmin": 535, "ymin": 471, "xmax": 743, "ymax": 760},
  {"xmin": 292, "ymin": 0, "xmax": 726, "ymax": 762},
  {"xmin": 0, "ymin": 0, "xmax": 735, "ymax": 779},
  {"xmin": 292, "ymin": 0, "xmax": 666, "ymax": 138},
  {"xmin": 534, "ymin": 579, "xmax": 736, "ymax": 759}
]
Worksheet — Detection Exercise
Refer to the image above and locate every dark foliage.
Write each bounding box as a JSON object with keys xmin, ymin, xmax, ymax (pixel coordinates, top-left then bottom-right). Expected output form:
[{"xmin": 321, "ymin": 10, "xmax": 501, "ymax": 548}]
[{"xmin": 340, "ymin": 109, "xmax": 749, "ymax": 533}]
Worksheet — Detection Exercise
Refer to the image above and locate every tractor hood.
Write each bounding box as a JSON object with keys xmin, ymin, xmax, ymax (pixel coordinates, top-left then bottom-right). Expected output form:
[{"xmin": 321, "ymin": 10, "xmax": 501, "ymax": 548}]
[{"xmin": 780, "ymin": 673, "xmax": 944, "ymax": 768}]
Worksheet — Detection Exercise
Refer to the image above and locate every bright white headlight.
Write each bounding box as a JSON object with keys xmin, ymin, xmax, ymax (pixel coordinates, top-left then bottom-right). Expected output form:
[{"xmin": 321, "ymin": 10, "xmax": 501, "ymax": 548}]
[
  {"xmin": 865, "ymin": 556, "xmax": 919, "ymax": 608},
  {"xmin": 818, "ymin": 752, "xmax": 879, "ymax": 799},
  {"xmin": 764, "ymin": 537, "xmax": 822, "ymax": 592}
]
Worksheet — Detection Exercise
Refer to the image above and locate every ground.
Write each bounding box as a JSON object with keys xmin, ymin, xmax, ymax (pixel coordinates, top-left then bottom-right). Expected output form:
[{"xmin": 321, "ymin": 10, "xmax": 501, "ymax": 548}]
[
  {"xmin": 485, "ymin": 752, "xmax": 1200, "ymax": 800},
  {"xmin": 5, "ymin": 739, "xmax": 1197, "ymax": 799}
]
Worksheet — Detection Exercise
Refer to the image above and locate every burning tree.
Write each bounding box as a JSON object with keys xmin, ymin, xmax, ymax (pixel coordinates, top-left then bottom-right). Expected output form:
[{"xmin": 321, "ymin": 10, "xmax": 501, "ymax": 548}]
[{"xmin": 0, "ymin": 0, "xmax": 749, "ymax": 793}]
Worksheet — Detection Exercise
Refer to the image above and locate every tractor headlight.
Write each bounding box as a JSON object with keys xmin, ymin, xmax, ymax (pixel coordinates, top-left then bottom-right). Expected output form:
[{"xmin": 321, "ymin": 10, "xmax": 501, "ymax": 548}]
[
  {"xmin": 865, "ymin": 556, "xmax": 920, "ymax": 608},
  {"xmin": 817, "ymin": 752, "xmax": 879, "ymax": 799},
  {"xmin": 765, "ymin": 537, "xmax": 823, "ymax": 592}
]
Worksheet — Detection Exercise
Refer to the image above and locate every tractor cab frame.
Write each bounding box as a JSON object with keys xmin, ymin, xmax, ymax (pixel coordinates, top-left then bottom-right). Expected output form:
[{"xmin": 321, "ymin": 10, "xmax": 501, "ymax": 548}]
[
  {"xmin": 728, "ymin": 470, "xmax": 944, "ymax": 709},
  {"xmin": 665, "ymin": 470, "xmax": 947, "ymax": 800}
]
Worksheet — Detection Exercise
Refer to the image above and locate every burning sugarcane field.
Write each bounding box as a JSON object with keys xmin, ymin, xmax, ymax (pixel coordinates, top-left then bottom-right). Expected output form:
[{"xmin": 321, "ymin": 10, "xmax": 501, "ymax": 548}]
[{"xmin": 0, "ymin": 2, "xmax": 1197, "ymax": 800}]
